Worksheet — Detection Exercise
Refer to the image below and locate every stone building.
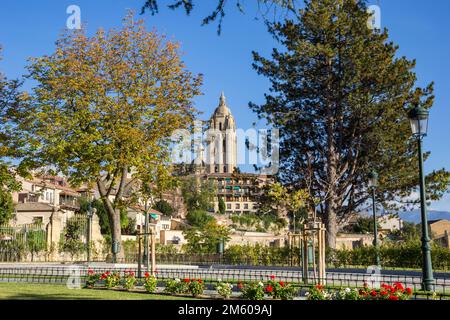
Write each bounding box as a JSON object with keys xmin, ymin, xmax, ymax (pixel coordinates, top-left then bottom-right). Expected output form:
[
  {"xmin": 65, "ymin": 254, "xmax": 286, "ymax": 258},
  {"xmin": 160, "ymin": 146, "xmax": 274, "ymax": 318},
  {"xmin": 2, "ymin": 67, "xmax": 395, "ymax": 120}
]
[{"xmin": 190, "ymin": 93, "xmax": 274, "ymax": 215}]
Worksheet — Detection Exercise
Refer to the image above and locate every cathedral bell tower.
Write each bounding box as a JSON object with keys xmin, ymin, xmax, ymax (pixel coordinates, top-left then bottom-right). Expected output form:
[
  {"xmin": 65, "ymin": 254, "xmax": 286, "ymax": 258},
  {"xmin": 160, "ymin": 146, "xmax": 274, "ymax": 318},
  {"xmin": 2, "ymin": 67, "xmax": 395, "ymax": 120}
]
[{"xmin": 206, "ymin": 92, "xmax": 237, "ymax": 174}]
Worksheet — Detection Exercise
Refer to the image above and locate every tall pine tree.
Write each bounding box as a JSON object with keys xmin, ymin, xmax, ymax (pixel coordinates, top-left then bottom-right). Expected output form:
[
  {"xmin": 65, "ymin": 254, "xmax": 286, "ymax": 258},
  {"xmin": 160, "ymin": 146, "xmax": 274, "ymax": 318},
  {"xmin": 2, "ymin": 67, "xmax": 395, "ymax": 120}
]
[{"xmin": 251, "ymin": 0, "xmax": 449, "ymax": 247}]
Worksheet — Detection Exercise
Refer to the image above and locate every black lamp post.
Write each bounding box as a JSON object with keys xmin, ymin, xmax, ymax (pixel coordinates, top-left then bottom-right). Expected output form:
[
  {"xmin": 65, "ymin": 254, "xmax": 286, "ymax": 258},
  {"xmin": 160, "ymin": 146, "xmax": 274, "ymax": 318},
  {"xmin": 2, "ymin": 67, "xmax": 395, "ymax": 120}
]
[
  {"xmin": 368, "ymin": 170, "xmax": 380, "ymax": 267},
  {"xmin": 408, "ymin": 105, "xmax": 434, "ymax": 292}
]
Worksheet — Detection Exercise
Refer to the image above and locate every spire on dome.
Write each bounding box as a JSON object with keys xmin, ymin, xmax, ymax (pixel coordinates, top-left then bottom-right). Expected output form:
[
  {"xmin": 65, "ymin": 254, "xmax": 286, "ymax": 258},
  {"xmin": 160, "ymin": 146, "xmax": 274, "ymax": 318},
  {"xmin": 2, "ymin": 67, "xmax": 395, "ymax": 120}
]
[{"xmin": 220, "ymin": 91, "xmax": 226, "ymax": 106}]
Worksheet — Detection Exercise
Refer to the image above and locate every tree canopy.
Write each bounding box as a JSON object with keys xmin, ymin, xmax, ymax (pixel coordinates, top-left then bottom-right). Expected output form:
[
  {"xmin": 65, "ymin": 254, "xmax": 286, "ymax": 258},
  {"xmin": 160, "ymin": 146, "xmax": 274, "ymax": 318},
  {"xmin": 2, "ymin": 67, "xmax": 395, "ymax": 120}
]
[
  {"xmin": 0, "ymin": 47, "xmax": 22, "ymax": 224},
  {"xmin": 6, "ymin": 13, "xmax": 202, "ymax": 259},
  {"xmin": 250, "ymin": 0, "xmax": 450, "ymax": 247}
]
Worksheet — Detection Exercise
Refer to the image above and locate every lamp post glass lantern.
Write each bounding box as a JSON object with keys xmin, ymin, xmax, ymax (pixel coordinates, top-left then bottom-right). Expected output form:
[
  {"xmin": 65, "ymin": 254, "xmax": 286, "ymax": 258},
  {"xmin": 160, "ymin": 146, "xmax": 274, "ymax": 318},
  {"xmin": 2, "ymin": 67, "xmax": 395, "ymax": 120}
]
[
  {"xmin": 408, "ymin": 105, "xmax": 434, "ymax": 291},
  {"xmin": 368, "ymin": 171, "xmax": 380, "ymax": 266},
  {"xmin": 409, "ymin": 105, "xmax": 429, "ymax": 137}
]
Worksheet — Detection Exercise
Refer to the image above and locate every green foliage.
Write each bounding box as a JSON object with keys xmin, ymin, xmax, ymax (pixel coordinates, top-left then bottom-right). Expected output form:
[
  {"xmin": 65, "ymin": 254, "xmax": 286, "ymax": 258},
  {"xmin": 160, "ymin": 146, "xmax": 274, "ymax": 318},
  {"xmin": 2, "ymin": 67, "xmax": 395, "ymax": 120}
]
[
  {"xmin": 250, "ymin": 0, "xmax": 450, "ymax": 248},
  {"xmin": 143, "ymin": 273, "xmax": 158, "ymax": 293},
  {"xmin": 59, "ymin": 216, "xmax": 85, "ymax": 260},
  {"xmin": 343, "ymin": 216, "xmax": 380, "ymax": 234},
  {"xmin": 218, "ymin": 197, "xmax": 226, "ymax": 215},
  {"xmin": 230, "ymin": 213, "xmax": 287, "ymax": 232},
  {"xmin": 156, "ymin": 243, "xmax": 179, "ymax": 254},
  {"xmin": 153, "ymin": 200, "xmax": 175, "ymax": 217},
  {"xmin": 215, "ymin": 281, "xmax": 233, "ymax": 299},
  {"xmin": 327, "ymin": 242, "xmax": 450, "ymax": 270},
  {"xmin": 183, "ymin": 221, "xmax": 231, "ymax": 254},
  {"xmin": 266, "ymin": 277, "xmax": 298, "ymax": 300},
  {"xmin": 26, "ymin": 229, "xmax": 47, "ymax": 261},
  {"xmin": 186, "ymin": 210, "xmax": 214, "ymax": 228},
  {"xmin": 6, "ymin": 13, "xmax": 202, "ymax": 260},
  {"xmin": 240, "ymin": 282, "xmax": 265, "ymax": 300},
  {"xmin": 181, "ymin": 177, "xmax": 215, "ymax": 212},
  {"xmin": 224, "ymin": 244, "xmax": 293, "ymax": 266},
  {"xmin": 164, "ymin": 278, "xmax": 188, "ymax": 294}
]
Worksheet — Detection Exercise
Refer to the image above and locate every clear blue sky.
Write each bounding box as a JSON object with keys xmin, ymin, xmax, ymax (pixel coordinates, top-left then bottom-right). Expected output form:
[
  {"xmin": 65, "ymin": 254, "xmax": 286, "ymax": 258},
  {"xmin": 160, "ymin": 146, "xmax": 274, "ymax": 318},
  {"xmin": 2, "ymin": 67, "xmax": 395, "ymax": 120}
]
[{"xmin": 0, "ymin": 0, "xmax": 449, "ymax": 210}]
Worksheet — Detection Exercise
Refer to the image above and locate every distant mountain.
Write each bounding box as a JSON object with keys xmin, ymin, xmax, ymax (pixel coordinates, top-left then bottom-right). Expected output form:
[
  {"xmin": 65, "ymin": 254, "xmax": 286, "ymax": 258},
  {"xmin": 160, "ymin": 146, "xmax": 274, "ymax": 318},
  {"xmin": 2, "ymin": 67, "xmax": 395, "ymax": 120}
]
[{"xmin": 398, "ymin": 210, "xmax": 450, "ymax": 224}]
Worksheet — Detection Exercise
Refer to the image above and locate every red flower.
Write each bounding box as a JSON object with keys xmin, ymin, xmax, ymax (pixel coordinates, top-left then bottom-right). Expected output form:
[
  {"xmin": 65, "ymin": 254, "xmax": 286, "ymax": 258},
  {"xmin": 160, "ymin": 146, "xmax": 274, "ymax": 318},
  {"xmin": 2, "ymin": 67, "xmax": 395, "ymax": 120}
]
[
  {"xmin": 406, "ymin": 288, "xmax": 413, "ymax": 295},
  {"xmin": 389, "ymin": 295, "xmax": 399, "ymax": 301},
  {"xmin": 380, "ymin": 290, "xmax": 388, "ymax": 296},
  {"xmin": 270, "ymin": 275, "xmax": 275, "ymax": 280},
  {"xmin": 279, "ymin": 281, "xmax": 285, "ymax": 287},
  {"xmin": 315, "ymin": 284, "xmax": 324, "ymax": 290},
  {"xmin": 237, "ymin": 282, "xmax": 243, "ymax": 289},
  {"xmin": 88, "ymin": 269, "xmax": 94, "ymax": 275},
  {"xmin": 198, "ymin": 279, "xmax": 203, "ymax": 284},
  {"xmin": 266, "ymin": 285, "xmax": 273, "ymax": 293},
  {"xmin": 184, "ymin": 278, "xmax": 190, "ymax": 283},
  {"xmin": 130, "ymin": 272, "xmax": 135, "ymax": 277},
  {"xmin": 145, "ymin": 272, "xmax": 150, "ymax": 278},
  {"xmin": 370, "ymin": 290, "xmax": 377, "ymax": 297}
]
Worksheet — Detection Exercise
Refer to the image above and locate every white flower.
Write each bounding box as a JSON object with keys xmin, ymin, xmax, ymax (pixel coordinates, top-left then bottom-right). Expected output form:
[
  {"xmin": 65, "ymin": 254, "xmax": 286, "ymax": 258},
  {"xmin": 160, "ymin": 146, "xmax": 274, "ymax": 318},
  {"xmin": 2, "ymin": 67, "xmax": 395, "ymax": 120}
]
[
  {"xmin": 175, "ymin": 278, "xmax": 180, "ymax": 283},
  {"xmin": 305, "ymin": 292, "xmax": 310, "ymax": 296},
  {"xmin": 229, "ymin": 284, "xmax": 233, "ymax": 289},
  {"xmin": 258, "ymin": 282, "xmax": 264, "ymax": 287},
  {"xmin": 345, "ymin": 288, "xmax": 351, "ymax": 293},
  {"xmin": 217, "ymin": 278, "xmax": 222, "ymax": 283}
]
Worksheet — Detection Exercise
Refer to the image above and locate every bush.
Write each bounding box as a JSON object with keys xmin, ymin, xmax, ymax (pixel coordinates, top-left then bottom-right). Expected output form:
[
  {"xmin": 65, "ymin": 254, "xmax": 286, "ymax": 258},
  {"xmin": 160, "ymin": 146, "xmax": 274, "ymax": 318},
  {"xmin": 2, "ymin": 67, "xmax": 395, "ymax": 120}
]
[
  {"xmin": 85, "ymin": 269, "xmax": 100, "ymax": 288},
  {"xmin": 101, "ymin": 271, "xmax": 120, "ymax": 289},
  {"xmin": 266, "ymin": 275, "xmax": 298, "ymax": 300},
  {"xmin": 216, "ymin": 280, "xmax": 233, "ymax": 299},
  {"xmin": 164, "ymin": 278, "xmax": 188, "ymax": 294},
  {"xmin": 122, "ymin": 271, "xmax": 137, "ymax": 290},
  {"xmin": 143, "ymin": 272, "xmax": 158, "ymax": 293},
  {"xmin": 306, "ymin": 283, "xmax": 413, "ymax": 301},
  {"xmin": 328, "ymin": 241, "xmax": 450, "ymax": 270},
  {"xmin": 240, "ymin": 282, "xmax": 265, "ymax": 300},
  {"xmin": 187, "ymin": 279, "xmax": 204, "ymax": 297}
]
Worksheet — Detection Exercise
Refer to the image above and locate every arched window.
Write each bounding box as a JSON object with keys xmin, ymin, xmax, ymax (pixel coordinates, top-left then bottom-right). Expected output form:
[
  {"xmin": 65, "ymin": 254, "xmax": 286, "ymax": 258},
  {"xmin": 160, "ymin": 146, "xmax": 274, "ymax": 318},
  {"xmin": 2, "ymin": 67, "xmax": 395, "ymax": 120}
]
[{"xmin": 219, "ymin": 122, "xmax": 222, "ymax": 130}]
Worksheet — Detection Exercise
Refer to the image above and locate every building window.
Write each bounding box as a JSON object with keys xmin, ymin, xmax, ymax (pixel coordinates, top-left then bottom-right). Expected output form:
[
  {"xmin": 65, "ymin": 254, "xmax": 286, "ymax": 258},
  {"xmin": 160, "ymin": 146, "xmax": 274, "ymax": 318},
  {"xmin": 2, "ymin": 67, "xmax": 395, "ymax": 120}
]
[
  {"xmin": 226, "ymin": 204, "xmax": 231, "ymax": 210},
  {"xmin": 235, "ymin": 204, "xmax": 240, "ymax": 210},
  {"xmin": 244, "ymin": 203, "xmax": 249, "ymax": 210},
  {"xmin": 224, "ymin": 166, "xmax": 227, "ymax": 173}
]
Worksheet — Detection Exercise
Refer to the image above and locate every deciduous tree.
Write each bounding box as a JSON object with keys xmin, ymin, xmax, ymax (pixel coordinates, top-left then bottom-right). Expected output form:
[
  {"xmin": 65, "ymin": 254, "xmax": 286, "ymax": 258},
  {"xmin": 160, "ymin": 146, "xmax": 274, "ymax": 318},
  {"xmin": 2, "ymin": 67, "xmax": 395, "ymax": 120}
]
[{"xmin": 9, "ymin": 13, "xmax": 202, "ymax": 260}]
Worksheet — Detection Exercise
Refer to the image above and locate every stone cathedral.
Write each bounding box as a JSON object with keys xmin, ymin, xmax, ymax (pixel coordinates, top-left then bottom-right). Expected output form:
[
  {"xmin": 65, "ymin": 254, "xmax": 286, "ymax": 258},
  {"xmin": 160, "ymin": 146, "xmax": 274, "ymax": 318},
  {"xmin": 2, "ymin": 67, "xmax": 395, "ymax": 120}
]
[
  {"xmin": 205, "ymin": 92, "xmax": 238, "ymax": 174},
  {"xmin": 191, "ymin": 92, "xmax": 273, "ymax": 215}
]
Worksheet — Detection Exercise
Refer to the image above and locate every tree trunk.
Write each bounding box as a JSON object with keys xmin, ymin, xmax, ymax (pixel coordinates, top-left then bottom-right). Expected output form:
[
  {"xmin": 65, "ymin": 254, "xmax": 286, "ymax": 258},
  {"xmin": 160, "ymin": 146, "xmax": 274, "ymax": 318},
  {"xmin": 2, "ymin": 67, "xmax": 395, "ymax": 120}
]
[
  {"xmin": 97, "ymin": 179, "xmax": 125, "ymax": 262},
  {"xmin": 325, "ymin": 199, "xmax": 337, "ymax": 249}
]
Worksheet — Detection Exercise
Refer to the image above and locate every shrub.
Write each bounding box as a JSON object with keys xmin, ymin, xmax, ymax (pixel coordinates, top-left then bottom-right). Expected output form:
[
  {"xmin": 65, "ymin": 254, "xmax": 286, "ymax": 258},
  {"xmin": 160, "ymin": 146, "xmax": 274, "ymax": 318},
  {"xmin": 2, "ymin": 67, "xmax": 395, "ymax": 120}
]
[
  {"xmin": 122, "ymin": 271, "xmax": 137, "ymax": 290},
  {"xmin": 101, "ymin": 271, "xmax": 120, "ymax": 289},
  {"xmin": 164, "ymin": 278, "xmax": 188, "ymax": 294},
  {"xmin": 306, "ymin": 283, "xmax": 413, "ymax": 301},
  {"xmin": 215, "ymin": 280, "xmax": 233, "ymax": 299},
  {"xmin": 187, "ymin": 279, "xmax": 205, "ymax": 297},
  {"xmin": 266, "ymin": 276, "xmax": 298, "ymax": 300},
  {"xmin": 240, "ymin": 282, "xmax": 265, "ymax": 300},
  {"xmin": 85, "ymin": 269, "xmax": 100, "ymax": 288},
  {"xmin": 305, "ymin": 285, "xmax": 330, "ymax": 300},
  {"xmin": 143, "ymin": 272, "xmax": 158, "ymax": 293}
]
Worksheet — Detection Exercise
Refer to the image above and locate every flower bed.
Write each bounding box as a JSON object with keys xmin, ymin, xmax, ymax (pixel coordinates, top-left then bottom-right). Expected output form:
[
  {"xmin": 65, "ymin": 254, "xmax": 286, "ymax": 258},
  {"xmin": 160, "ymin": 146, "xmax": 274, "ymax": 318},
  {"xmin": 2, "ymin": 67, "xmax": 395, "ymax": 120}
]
[
  {"xmin": 84, "ymin": 270, "xmax": 414, "ymax": 301},
  {"xmin": 306, "ymin": 282, "xmax": 414, "ymax": 301}
]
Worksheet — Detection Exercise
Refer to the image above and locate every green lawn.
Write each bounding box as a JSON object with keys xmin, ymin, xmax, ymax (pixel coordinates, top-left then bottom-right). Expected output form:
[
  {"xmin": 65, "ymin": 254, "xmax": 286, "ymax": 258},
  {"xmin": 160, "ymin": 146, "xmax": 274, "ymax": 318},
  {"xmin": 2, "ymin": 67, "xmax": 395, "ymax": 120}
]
[{"xmin": 0, "ymin": 283, "xmax": 194, "ymax": 300}]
